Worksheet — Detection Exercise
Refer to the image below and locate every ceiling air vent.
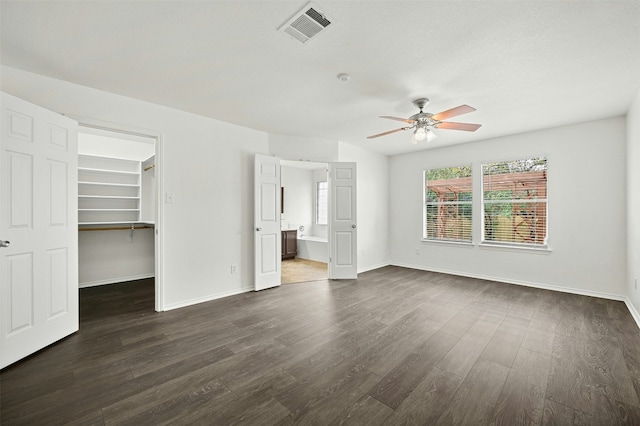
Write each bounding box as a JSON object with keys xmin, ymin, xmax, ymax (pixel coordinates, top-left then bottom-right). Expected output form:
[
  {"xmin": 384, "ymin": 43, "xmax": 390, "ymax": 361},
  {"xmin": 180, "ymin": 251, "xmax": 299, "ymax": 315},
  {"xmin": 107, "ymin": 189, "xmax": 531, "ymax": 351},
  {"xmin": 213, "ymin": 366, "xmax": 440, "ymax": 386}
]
[{"xmin": 279, "ymin": 2, "xmax": 332, "ymax": 44}]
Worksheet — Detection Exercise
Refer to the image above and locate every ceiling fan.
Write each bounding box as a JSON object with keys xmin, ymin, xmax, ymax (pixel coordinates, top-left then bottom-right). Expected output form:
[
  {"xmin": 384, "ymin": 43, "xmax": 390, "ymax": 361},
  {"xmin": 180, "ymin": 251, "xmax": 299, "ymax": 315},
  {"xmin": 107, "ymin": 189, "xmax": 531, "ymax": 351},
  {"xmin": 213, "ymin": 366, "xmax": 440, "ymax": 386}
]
[{"xmin": 367, "ymin": 98, "xmax": 481, "ymax": 144}]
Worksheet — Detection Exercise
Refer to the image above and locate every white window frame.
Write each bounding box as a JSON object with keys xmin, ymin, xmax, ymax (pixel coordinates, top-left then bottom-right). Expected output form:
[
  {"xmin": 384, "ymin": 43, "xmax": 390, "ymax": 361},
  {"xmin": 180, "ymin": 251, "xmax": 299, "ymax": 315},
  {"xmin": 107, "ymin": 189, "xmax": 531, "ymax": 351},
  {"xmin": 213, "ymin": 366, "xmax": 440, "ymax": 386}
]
[
  {"xmin": 423, "ymin": 165, "xmax": 473, "ymax": 243},
  {"xmin": 481, "ymin": 156, "xmax": 548, "ymax": 249}
]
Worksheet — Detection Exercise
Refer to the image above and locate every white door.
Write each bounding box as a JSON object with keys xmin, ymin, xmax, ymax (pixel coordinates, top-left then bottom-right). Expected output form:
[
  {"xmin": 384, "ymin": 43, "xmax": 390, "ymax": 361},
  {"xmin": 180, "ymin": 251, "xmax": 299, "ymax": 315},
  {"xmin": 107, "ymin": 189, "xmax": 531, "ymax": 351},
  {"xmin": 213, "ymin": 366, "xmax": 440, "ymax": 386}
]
[
  {"xmin": 328, "ymin": 162, "xmax": 357, "ymax": 279},
  {"xmin": 254, "ymin": 154, "xmax": 281, "ymax": 291},
  {"xmin": 0, "ymin": 92, "xmax": 79, "ymax": 368}
]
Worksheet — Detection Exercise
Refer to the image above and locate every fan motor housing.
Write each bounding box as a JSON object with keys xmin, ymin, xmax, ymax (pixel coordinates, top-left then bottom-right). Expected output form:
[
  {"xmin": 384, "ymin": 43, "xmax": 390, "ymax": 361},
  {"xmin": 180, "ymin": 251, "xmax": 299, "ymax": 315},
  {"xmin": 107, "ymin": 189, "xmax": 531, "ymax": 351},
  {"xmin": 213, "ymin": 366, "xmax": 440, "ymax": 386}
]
[
  {"xmin": 410, "ymin": 98, "xmax": 434, "ymax": 124},
  {"xmin": 412, "ymin": 98, "xmax": 430, "ymax": 110}
]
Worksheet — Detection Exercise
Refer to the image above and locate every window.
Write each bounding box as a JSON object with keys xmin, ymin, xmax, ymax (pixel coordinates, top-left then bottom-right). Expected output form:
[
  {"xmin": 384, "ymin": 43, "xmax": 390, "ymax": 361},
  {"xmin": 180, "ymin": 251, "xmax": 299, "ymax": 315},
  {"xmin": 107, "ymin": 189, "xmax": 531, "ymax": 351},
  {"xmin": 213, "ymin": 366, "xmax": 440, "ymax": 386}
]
[
  {"xmin": 316, "ymin": 181, "xmax": 328, "ymax": 225},
  {"xmin": 482, "ymin": 157, "xmax": 548, "ymax": 247},
  {"xmin": 424, "ymin": 165, "xmax": 472, "ymax": 242}
]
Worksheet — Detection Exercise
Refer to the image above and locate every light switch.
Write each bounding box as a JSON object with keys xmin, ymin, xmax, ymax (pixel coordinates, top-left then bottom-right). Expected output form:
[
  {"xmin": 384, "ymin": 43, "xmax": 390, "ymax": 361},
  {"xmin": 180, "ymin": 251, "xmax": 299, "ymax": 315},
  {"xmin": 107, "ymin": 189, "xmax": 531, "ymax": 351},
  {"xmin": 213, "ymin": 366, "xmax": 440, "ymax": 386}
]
[{"xmin": 166, "ymin": 192, "xmax": 175, "ymax": 203}]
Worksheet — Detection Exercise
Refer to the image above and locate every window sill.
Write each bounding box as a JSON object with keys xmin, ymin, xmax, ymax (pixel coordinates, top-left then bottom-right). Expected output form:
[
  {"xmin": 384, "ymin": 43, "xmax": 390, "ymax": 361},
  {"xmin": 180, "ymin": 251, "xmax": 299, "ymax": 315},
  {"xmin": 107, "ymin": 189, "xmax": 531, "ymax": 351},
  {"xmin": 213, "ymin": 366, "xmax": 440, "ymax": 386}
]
[
  {"xmin": 478, "ymin": 242, "xmax": 552, "ymax": 254},
  {"xmin": 422, "ymin": 239, "xmax": 474, "ymax": 248}
]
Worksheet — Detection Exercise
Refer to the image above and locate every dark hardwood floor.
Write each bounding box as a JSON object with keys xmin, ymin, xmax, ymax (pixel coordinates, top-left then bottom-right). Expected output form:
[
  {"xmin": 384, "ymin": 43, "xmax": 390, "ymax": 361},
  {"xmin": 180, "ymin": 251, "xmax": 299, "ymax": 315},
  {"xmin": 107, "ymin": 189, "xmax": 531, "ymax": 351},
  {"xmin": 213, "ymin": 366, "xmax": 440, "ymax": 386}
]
[{"xmin": 2, "ymin": 266, "xmax": 640, "ymax": 425}]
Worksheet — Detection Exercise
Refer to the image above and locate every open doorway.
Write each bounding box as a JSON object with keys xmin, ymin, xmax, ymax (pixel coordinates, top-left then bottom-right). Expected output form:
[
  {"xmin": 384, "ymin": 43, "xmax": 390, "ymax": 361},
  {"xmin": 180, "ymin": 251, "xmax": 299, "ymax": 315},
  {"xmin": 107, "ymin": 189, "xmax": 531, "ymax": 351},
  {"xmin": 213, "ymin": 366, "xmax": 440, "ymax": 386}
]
[
  {"xmin": 280, "ymin": 160, "xmax": 328, "ymax": 284},
  {"xmin": 77, "ymin": 124, "xmax": 160, "ymax": 310}
]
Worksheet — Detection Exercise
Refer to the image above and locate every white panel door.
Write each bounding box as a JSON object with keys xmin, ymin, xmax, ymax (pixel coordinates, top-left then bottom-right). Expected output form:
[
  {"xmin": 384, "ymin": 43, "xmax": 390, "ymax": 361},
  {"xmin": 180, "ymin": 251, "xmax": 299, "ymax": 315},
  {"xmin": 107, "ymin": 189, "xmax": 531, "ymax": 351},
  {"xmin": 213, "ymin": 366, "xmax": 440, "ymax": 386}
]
[
  {"xmin": 328, "ymin": 162, "xmax": 357, "ymax": 279},
  {"xmin": 254, "ymin": 154, "xmax": 281, "ymax": 291},
  {"xmin": 0, "ymin": 92, "xmax": 78, "ymax": 369}
]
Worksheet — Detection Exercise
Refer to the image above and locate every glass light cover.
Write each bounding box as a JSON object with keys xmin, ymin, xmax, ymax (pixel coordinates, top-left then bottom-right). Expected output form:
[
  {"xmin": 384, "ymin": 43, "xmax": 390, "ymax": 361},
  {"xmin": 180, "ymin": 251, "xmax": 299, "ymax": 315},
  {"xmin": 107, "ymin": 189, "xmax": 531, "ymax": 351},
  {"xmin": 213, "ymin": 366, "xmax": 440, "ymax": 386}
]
[{"xmin": 414, "ymin": 126, "xmax": 427, "ymax": 141}]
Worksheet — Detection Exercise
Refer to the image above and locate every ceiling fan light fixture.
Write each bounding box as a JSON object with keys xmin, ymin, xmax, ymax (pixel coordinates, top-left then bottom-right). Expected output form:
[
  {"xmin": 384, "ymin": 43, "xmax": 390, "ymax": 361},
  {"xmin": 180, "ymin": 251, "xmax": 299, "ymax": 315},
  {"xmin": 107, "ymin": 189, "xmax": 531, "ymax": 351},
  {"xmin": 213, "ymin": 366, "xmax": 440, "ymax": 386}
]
[
  {"xmin": 410, "ymin": 126, "xmax": 437, "ymax": 144},
  {"xmin": 426, "ymin": 129, "xmax": 438, "ymax": 143},
  {"xmin": 413, "ymin": 126, "xmax": 427, "ymax": 141}
]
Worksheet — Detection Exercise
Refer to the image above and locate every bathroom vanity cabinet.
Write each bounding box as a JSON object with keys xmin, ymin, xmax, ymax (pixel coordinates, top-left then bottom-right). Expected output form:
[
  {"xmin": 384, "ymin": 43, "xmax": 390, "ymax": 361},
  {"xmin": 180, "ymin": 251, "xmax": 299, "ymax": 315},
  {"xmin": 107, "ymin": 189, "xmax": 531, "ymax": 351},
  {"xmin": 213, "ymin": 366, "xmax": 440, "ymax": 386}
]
[{"xmin": 282, "ymin": 230, "xmax": 297, "ymax": 260}]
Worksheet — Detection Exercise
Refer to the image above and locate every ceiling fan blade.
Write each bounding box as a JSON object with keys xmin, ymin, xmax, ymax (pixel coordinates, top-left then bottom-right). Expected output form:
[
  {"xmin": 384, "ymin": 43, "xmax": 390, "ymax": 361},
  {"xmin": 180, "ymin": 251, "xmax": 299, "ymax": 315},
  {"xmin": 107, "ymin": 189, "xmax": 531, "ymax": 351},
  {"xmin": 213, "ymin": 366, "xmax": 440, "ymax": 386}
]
[
  {"xmin": 431, "ymin": 105, "xmax": 476, "ymax": 121},
  {"xmin": 367, "ymin": 127, "xmax": 411, "ymax": 139},
  {"xmin": 380, "ymin": 115, "xmax": 416, "ymax": 124},
  {"xmin": 436, "ymin": 121, "xmax": 482, "ymax": 132}
]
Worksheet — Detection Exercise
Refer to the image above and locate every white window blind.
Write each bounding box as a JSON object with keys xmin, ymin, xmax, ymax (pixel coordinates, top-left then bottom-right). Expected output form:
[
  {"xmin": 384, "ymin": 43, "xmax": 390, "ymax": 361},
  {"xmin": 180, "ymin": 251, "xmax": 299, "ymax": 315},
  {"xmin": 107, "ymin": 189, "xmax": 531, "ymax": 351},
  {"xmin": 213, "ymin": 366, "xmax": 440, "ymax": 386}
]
[
  {"xmin": 424, "ymin": 165, "xmax": 472, "ymax": 242},
  {"xmin": 482, "ymin": 157, "xmax": 548, "ymax": 247},
  {"xmin": 316, "ymin": 181, "xmax": 328, "ymax": 225}
]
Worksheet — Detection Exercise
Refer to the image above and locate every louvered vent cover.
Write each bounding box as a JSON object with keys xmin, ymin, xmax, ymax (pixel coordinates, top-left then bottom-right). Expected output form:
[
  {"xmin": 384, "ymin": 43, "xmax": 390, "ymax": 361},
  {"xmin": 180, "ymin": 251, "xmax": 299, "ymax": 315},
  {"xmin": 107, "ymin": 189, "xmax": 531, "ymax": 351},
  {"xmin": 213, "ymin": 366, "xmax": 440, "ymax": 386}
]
[{"xmin": 279, "ymin": 2, "xmax": 332, "ymax": 44}]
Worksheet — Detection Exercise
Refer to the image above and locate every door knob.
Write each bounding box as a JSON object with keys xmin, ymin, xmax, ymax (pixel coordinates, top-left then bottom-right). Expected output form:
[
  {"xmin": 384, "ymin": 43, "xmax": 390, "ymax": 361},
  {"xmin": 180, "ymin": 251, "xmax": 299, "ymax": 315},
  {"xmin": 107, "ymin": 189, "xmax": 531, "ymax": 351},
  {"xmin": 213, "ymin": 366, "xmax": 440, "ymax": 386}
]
[
  {"xmin": 352, "ymin": 224, "xmax": 357, "ymax": 229},
  {"xmin": 256, "ymin": 227, "xmax": 262, "ymax": 231},
  {"xmin": 0, "ymin": 240, "xmax": 10, "ymax": 248}
]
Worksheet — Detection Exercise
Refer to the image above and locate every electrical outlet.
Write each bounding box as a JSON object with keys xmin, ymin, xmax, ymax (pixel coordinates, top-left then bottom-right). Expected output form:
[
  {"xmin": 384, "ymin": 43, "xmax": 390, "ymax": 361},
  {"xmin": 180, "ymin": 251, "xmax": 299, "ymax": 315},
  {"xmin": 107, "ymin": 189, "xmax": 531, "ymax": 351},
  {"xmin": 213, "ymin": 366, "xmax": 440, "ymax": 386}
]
[
  {"xmin": 230, "ymin": 264, "xmax": 237, "ymax": 274},
  {"xmin": 165, "ymin": 192, "xmax": 175, "ymax": 204},
  {"xmin": 415, "ymin": 248, "xmax": 420, "ymax": 255}
]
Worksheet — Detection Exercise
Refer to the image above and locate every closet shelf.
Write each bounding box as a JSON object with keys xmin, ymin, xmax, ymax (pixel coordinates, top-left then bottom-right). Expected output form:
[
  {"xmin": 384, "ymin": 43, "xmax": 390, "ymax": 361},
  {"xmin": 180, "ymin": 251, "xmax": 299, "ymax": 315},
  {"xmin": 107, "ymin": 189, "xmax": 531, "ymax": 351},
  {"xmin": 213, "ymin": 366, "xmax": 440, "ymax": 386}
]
[
  {"xmin": 78, "ymin": 167, "xmax": 139, "ymax": 175},
  {"xmin": 79, "ymin": 221, "xmax": 155, "ymax": 228},
  {"xmin": 78, "ymin": 181, "xmax": 140, "ymax": 188},
  {"xmin": 79, "ymin": 209, "xmax": 141, "ymax": 212},
  {"xmin": 78, "ymin": 154, "xmax": 143, "ymax": 225},
  {"xmin": 79, "ymin": 195, "xmax": 140, "ymax": 199}
]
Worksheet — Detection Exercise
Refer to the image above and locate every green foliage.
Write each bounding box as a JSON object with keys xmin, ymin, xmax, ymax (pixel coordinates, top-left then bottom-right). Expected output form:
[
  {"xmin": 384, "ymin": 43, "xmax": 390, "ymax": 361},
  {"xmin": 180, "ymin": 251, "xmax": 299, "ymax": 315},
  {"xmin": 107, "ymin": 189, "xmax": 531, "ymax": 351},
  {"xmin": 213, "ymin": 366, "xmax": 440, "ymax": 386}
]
[
  {"xmin": 482, "ymin": 157, "xmax": 547, "ymax": 176},
  {"xmin": 425, "ymin": 165, "xmax": 472, "ymax": 181}
]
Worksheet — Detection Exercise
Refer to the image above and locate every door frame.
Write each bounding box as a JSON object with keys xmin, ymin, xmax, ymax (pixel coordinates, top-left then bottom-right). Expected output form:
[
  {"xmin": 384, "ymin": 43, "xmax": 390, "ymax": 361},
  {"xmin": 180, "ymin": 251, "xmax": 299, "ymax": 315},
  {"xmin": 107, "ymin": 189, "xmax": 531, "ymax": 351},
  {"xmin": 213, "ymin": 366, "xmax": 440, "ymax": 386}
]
[{"xmin": 70, "ymin": 116, "xmax": 165, "ymax": 311}]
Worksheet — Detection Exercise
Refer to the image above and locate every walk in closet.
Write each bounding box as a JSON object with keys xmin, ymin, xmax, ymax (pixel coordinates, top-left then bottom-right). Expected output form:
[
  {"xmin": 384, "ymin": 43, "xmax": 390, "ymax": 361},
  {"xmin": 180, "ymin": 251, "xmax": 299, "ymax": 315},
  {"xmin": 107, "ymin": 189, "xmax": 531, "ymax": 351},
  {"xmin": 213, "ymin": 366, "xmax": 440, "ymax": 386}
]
[{"xmin": 77, "ymin": 128, "xmax": 156, "ymax": 288}]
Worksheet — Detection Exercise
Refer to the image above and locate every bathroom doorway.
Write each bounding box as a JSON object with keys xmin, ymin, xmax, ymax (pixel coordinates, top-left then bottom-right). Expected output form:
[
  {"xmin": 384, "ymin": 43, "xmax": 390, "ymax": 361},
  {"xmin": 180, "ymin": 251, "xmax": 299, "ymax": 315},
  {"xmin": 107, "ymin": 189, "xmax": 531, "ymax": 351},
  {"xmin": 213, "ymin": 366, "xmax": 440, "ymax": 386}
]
[{"xmin": 280, "ymin": 160, "xmax": 328, "ymax": 284}]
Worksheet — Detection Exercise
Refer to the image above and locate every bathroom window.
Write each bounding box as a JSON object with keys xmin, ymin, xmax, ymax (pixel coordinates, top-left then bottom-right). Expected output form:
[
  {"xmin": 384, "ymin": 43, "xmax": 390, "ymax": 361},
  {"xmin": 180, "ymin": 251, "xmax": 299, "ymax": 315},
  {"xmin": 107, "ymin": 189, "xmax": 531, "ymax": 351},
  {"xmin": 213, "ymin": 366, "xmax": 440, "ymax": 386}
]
[{"xmin": 316, "ymin": 181, "xmax": 328, "ymax": 225}]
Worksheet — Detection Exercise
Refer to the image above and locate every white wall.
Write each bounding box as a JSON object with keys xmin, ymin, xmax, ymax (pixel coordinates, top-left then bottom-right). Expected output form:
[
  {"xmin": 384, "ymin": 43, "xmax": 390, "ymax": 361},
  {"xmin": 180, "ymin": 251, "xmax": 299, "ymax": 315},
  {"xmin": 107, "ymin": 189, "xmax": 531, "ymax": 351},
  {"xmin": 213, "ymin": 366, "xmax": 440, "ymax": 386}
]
[
  {"xmin": 389, "ymin": 117, "xmax": 628, "ymax": 298},
  {"xmin": 269, "ymin": 133, "xmax": 338, "ymax": 163},
  {"xmin": 338, "ymin": 141, "xmax": 390, "ymax": 273},
  {"xmin": 628, "ymin": 89, "xmax": 640, "ymax": 315},
  {"xmin": 79, "ymin": 229, "xmax": 154, "ymax": 287},
  {"xmin": 280, "ymin": 166, "xmax": 313, "ymax": 232},
  {"xmin": 1, "ymin": 66, "xmax": 270, "ymax": 310}
]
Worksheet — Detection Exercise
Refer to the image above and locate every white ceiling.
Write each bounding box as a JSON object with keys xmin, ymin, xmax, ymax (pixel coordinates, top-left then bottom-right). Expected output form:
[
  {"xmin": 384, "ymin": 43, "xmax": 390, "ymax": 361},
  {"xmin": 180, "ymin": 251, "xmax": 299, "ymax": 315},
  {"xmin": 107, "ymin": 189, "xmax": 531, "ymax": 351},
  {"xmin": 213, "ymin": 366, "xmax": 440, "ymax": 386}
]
[{"xmin": 1, "ymin": 1, "xmax": 639, "ymax": 156}]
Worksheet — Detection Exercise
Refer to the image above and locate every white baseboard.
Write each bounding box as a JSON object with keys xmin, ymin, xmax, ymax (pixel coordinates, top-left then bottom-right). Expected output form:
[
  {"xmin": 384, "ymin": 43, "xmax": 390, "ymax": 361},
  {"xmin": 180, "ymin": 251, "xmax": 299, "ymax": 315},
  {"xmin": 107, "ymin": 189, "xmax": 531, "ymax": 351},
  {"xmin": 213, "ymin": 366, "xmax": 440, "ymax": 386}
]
[
  {"xmin": 624, "ymin": 297, "xmax": 640, "ymax": 330},
  {"xmin": 162, "ymin": 286, "xmax": 254, "ymax": 311},
  {"xmin": 358, "ymin": 262, "xmax": 391, "ymax": 274},
  {"xmin": 391, "ymin": 262, "xmax": 629, "ymax": 301},
  {"xmin": 79, "ymin": 273, "xmax": 155, "ymax": 288}
]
